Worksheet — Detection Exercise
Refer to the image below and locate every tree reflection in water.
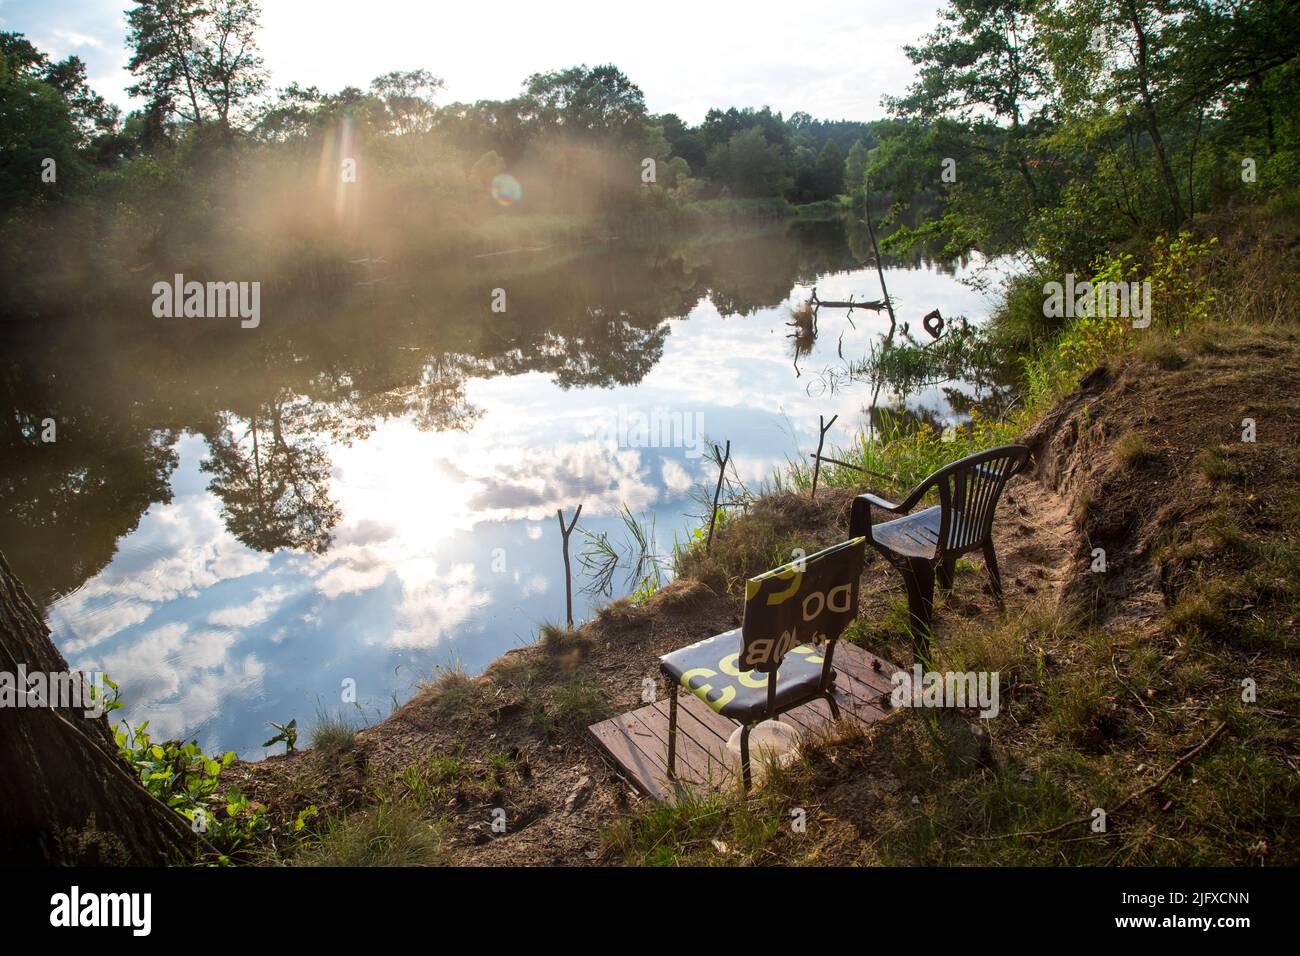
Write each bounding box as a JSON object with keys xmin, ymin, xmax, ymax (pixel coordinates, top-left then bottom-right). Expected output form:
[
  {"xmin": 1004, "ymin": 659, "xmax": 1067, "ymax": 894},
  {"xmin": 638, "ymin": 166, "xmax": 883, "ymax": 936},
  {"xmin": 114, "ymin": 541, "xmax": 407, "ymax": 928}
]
[
  {"xmin": 200, "ymin": 399, "xmax": 341, "ymax": 555},
  {"xmin": 0, "ymin": 220, "xmax": 985, "ymax": 608}
]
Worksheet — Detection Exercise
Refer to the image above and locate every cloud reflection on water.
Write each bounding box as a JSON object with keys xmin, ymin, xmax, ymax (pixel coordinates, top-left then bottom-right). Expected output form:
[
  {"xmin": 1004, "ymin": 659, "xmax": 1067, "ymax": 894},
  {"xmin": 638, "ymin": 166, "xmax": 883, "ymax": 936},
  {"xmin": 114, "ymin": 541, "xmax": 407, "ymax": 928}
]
[{"xmin": 33, "ymin": 247, "xmax": 1007, "ymax": 755}]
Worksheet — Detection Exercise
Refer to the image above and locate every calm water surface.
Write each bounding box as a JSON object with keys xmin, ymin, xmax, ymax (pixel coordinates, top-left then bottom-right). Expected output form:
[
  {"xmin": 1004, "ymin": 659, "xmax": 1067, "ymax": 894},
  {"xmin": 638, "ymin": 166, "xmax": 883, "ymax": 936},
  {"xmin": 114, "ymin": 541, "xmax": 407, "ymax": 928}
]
[{"xmin": 0, "ymin": 221, "xmax": 1007, "ymax": 755}]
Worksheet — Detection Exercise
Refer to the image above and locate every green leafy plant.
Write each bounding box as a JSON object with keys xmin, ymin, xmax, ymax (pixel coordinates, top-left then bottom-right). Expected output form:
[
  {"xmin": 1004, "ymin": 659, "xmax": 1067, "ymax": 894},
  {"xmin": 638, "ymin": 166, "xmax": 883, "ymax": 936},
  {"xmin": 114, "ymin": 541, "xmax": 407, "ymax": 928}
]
[
  {"xmin": 263, "ymin": 718, "xmax": 299, "ymax": 752},
  {"xmin": 1150, "ymin": 232, "xmax": 1218, "ymax": 331},
  {"xmin": 114, "ymin": 720, "xmax": 279, "ymax": 860},
  {"xmin": 89, "ymin": 675, "xmax": 125, "ymax": 716}
]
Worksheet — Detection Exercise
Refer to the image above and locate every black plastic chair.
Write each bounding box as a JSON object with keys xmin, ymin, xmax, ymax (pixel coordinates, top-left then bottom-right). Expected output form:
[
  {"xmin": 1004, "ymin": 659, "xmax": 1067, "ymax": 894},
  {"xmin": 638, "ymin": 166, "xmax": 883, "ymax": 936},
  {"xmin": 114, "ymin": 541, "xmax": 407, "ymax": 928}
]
[
  {"xmin": 848, "ymin": 445, "xmax": 1030, "ymax": 640},
  {"xmin": 659, "ymin": 536, "xmax": 866, "ymax": 792}
]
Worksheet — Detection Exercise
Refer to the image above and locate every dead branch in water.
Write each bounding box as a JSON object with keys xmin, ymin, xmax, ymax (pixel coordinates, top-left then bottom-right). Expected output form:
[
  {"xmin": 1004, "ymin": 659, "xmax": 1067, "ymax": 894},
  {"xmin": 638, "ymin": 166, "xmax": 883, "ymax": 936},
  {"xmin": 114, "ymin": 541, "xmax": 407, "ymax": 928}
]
[{"xmin": 809, "ymin": 288, "xmax": 887, "ymax": 312}]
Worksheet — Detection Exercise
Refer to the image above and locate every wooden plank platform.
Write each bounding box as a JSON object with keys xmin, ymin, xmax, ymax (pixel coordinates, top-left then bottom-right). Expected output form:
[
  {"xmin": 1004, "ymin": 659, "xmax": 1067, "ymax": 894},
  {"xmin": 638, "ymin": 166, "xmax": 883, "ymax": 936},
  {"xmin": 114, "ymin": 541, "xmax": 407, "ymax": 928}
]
[{"xmin": 588, "ymin": 643, "xmax": 902, "ymax": 800}]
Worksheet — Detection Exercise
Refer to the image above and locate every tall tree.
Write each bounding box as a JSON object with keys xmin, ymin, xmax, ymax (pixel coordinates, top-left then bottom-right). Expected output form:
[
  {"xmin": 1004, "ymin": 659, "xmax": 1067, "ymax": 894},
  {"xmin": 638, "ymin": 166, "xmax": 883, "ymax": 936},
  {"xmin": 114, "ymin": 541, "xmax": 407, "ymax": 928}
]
[
  {"xmin": 889, "ymin": 0, "xmax": 1049, "ymax": 207},
  {"xmin": 707, "ymin": 126, "xmax": 788, "ymax": 198},
  {"xmin": 0, "ymin": 35, "xmax": 94, "ymax": 203},
  {"xmin": 522, "ymin": 64, "xmax": 647, "ymax": 143},
  {"xmin": 126, "ymin": 0, "xmax": 206, "ymax": 126},
  {"xmin": 0, "ymin": 34, "xmax": 115, "ymax": 140},
  {"xmin": 815, "ymin": 138, "xmax": 845, "ymax": 198},
  {"xmin": 126, "ymin": 0, "xmax": 266, "ymax": 130},
  {"xmin": 844, "ymin": 138, "xmax": 869, "ymax": 193},
  {"xmin": 0, "ymin": 552, "xmax": 200, "ymax": 864},
  {"xmin": 370, "ymin": 69, "xmax": 444, "ymax": 136},
  {"xmin": 195, "ymin": 0, "xmax": 267, "ymax": 129}
]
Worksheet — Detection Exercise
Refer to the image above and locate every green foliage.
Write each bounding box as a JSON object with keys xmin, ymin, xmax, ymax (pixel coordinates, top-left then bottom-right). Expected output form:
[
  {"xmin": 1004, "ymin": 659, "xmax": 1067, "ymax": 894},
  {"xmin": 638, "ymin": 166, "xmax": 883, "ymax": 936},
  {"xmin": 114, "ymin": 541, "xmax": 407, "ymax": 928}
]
[
  {"xmin": 602, "ymin": 786, "xmax": 776, "ymax": 866},
  {"xmin": 1011, "ymin": 230, "xmax": 1222, "ymax": 409},
  {"xmin": 851, "ymin": 323, "xmax": 1004, "ymax": 399},
  {"xmin": 549, "ymin": 676, "xmax": 610, "ymax": 732},
  {"xmin": 523, "ymin": 64, "xmax": 647, "ymax": 143},
  {"xmin": 843, "ymin": 139, "xmax": 868, "ymax": 194},
  {"xmin": 1150, "ymin": 232, "xmax": 1219, "ymax": 330},
  {"xmin": 577, "ymin": 504, "xmax": 667, "ymax": 601},
  {"xmin": 988, "ymin": 272, "xmax": 1066, "ymax": 351},
  {"xmin": 813, "ymin": 139, "xmax": 845, "ymax": 199},
  {"xmin": 0, "ymin": 46, "xmax": 90, "ymax": 205},
  {"xmin": 874, "ymin": 0, "xmax": 1300, "ymax": 266},
  {"xmin": 125, "ymin": 0, "xmax": 267, "ymax": 129},
  {"xmin": 370, "ymin": 69, "xmax": 443, "ymax": 135},
  {"xmin": 263, "ymin": 718, "xmax": 298, "ymax": 752},
  {"xmin": 706, "ymin": 127, "xmax": 789, "ymax": 199},
  {"xmin": 793, "ymin": 405, "xmax": 1018, "ymax": 500},
  {"xmin": 4, "ymin": 0, "xmax": 1297, "ymax": 279},
  {"xmin": 114, "ymin": 715, "xmax": 285, "ymax": 860}
]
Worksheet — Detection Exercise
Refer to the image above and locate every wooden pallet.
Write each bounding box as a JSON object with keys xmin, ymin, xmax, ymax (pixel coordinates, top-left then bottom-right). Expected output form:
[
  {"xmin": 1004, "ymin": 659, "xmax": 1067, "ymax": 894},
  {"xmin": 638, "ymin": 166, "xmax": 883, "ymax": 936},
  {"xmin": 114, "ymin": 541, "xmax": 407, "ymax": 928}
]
[{"xmin": 588, "ymin": 643, "xmax": 902, "ymax": 801}]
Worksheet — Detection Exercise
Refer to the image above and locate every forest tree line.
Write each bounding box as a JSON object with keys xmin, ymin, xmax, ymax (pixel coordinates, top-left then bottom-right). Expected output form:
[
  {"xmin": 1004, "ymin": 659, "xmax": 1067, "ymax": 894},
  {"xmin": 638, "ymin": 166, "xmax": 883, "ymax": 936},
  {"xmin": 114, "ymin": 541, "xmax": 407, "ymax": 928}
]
[{"xmin": 1, "ymin": 0, "xmax": 1297, "ymax": 296}]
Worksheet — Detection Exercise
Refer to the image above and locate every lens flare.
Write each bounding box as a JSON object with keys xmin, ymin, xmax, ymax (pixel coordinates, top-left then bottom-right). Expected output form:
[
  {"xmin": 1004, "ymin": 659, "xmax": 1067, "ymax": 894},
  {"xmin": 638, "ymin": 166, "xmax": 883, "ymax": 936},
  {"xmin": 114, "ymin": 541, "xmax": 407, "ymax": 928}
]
[{"xmin": 490, "ymin": 173, "xmax": 523, "ymax": 206}]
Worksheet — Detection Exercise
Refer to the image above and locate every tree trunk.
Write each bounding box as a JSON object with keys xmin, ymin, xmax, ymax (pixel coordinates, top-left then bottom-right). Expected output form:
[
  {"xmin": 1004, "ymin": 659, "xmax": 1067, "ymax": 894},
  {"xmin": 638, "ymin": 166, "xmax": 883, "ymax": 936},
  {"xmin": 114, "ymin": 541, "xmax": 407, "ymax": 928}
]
[
  {"xmin": 1124, "ymin": 0, "xmax": 1184, "ymax": 224},
  {"xmin": 0, "ymin": 550, "xmax": 199, "ymax": 865}
]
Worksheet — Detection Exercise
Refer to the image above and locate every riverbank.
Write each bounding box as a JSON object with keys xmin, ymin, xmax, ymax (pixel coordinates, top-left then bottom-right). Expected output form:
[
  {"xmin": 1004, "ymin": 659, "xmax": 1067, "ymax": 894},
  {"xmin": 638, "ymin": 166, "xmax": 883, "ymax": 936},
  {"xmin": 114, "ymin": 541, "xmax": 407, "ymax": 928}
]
[
  {"xmin": 215, "ymin": 468, "xmax": 1075, "ymax": 864},
  {"xmin": 220, "ymin": 196, "xmax": 1298, "ymax": 866},
  {"xmin": 223, "ymin": 315, "xmax": 1296, "ymax": 865},
  {"xmin": 31, "ymin": 192, "xmax": 1295, "ymax": 866}
]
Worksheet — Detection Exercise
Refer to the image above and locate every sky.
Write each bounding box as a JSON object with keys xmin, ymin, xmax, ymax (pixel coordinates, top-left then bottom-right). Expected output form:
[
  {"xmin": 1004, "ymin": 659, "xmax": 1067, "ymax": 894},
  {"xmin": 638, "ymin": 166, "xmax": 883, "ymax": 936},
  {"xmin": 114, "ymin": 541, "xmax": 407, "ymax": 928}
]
[{"xmin": 0, "ymin": 0, "xmax": 945, "ymax": 123}]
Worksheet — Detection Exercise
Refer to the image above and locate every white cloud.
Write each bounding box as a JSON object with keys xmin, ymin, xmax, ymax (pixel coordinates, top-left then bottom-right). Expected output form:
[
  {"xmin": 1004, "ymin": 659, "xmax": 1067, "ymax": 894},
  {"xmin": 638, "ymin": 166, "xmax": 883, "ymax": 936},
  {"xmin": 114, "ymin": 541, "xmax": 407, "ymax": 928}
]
[
  {"xmin": 53, "ymin": 598, "xmax": 153, "ymax": 655},
  {"xmin": 49, "ymin": 495, "xmax": 271, "ymax": 653},
  {"xmin": 76, "ymin": 622, "xmax": 265, "ymax": 745},
  {"xmin": 389, "ymin": 562, "xmax": 489, "ymax": 649},
  {"xmin": 50, "ymin": 28, "xmax": 101, "ymax": 49},
  {"xmin": 519, "ymin": 573, "xmax": 549, "ymax": 598},
  {"xmin": 661, "ymin": 459, "xmax": 695, "ymax": 494},
  {"xmin": 314, "ymin": 547, "xmax": 391, "ymax": 599},
  {"xmin": 207, "ymin": 584, "xmax": 292, "ymax": 628}
]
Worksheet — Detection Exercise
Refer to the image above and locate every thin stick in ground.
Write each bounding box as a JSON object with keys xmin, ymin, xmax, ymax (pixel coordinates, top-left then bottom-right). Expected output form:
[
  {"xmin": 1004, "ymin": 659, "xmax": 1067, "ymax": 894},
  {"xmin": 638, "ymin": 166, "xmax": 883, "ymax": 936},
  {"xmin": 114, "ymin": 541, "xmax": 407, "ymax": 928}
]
[
  {"xmin": 556, "ymin": 504, "xmax": 582, "ymax": 628},
  {"xmin": 705, "ymin": 440, "xmax": 731, "ymax": 554},
  {"xmin": 811, "ymin": 413, "xmax": 838, "ymax": 499}
]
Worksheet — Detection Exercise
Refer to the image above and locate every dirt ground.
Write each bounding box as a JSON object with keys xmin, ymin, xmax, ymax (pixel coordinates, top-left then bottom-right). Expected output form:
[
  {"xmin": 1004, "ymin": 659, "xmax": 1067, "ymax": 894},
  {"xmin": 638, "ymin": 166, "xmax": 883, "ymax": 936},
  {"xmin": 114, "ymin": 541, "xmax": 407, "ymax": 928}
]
[
  {"xmin": 229, "ymin": 327, "xmax": 1300, "ymax": 866},
  {"xmin": 228, "ymin": 475, "xmax": 1080, "ymax": 866},
  {"xmin": 790, "ymin": 328, "xmax": 1300, "ymax": 867}
]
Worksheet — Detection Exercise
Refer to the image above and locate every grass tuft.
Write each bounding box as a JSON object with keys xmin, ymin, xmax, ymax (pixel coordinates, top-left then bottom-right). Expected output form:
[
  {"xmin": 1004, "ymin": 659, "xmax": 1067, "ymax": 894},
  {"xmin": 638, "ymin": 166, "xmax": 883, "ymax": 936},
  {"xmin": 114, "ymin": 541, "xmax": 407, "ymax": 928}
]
[
  {"xmin": 422, "ymin": 664, "xmax": 484, "ymax": 717},
  {"xmin": 291, "ymin": 803, "xmax": 449, "ymax": 867},
  {"xmin": 539, "ymin": 623, "xmax": 592, "ymax": 660},
  {"xmin": 309, "ymin": 707, "xmax": 359, "ymax": 757},
  {"xmin": 1112, "ymin": 430, "xmax": 1151, "ymax": 467},
  {"xmin": 549, "ymin": 676, "xmax": 610, "ymax": 732}
]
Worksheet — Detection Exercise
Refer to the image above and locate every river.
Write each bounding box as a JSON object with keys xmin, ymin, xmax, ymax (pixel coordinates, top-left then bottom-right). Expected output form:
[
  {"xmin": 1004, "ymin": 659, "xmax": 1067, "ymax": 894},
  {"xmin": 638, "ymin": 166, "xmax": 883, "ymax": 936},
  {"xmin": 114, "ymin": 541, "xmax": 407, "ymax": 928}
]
[{"xmin": 0, "ymin": 217, "xmax": 1008, "ymax": 755}]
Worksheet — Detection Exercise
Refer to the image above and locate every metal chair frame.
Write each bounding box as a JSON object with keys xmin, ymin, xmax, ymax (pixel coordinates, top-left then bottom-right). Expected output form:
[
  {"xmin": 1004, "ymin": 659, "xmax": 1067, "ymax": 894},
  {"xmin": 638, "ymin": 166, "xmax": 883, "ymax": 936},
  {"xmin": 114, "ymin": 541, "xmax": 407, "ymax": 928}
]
[{"xmin": 662, "ymin": 537, "xmax": 866, "ymax": 792}]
